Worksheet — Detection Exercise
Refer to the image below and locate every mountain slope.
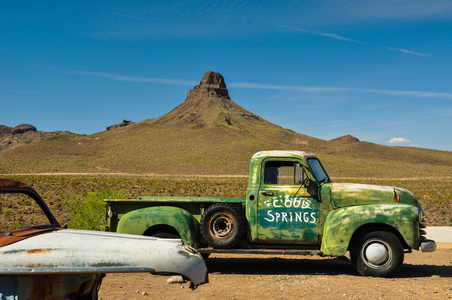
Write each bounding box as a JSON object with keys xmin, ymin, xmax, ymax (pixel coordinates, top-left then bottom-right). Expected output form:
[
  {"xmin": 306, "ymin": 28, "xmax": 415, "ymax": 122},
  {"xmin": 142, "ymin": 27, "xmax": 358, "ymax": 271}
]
[{"xmin": 0, "ymin": 71, "xmax": 451, "ymax": 178}]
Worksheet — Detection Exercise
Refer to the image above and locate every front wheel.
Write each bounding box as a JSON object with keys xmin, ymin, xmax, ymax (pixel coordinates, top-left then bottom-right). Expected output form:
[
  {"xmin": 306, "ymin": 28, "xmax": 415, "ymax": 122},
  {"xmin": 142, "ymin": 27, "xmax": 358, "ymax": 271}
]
[{"xmin": 350, "ymin": 231, "xmax": 404, "ymax": 277}]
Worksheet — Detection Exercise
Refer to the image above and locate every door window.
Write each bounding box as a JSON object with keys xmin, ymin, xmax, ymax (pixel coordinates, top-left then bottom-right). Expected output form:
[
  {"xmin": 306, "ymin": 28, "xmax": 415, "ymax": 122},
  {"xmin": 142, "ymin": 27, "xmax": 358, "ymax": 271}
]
[{"xmin": 264, "ymin": 161, "xmax": 298, "ymax": 185}]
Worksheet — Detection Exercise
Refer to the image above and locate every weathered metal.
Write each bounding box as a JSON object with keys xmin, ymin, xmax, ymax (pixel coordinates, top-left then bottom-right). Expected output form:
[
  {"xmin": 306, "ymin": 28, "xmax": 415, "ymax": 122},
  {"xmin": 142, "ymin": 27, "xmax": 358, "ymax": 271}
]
[
  {"xmin": 0, "ymin": 178, "xmax": 208, "ymax": 298},
  {"xmin": 105, "ymin": 150, "xmax": 437, "ymax": 277}
]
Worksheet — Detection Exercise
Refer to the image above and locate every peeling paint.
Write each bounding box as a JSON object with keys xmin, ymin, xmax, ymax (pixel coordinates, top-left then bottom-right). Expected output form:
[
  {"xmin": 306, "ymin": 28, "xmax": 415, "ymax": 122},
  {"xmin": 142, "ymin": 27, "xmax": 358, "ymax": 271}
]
[{"xmin": 27, "ymin": 248, "xmax": 51, "ymax": 255}]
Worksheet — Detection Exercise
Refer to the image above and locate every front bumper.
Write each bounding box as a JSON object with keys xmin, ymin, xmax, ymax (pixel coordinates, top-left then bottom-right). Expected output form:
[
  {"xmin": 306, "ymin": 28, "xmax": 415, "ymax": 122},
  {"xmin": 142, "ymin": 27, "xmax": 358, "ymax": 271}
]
[{"xmin": 421, "ymin": 239, "xmax": 437, "ymax": 252}]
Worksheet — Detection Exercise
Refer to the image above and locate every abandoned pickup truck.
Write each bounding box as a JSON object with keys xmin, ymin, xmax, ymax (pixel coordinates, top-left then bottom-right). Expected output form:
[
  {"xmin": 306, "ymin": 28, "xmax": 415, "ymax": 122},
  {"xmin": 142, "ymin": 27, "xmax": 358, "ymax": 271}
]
[
  {"xmin": 0, "ymin": 178, "xmax": 208, "ymax": 299},
  {"xmin": 105, "ymin": 150, "xmax": 436, "ymax": 277}
]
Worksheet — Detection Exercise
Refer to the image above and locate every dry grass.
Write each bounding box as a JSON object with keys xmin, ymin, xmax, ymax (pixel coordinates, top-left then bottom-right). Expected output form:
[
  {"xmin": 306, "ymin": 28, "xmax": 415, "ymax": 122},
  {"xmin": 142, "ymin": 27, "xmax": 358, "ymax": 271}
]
[
  {"xmin": 2, "ymin": 175, "xmax": 450, "ymax": 229},
  {"xmin": 1, "ymin": 119, "xmax": 450, "ymax": 178}
]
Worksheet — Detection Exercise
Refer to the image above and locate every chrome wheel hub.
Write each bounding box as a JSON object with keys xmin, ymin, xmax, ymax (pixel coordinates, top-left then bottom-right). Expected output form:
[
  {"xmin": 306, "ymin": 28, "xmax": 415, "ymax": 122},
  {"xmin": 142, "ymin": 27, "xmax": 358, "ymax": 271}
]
[{"xmin": 362, "ymin": 238, "xmax": 392, "ymax": 268}]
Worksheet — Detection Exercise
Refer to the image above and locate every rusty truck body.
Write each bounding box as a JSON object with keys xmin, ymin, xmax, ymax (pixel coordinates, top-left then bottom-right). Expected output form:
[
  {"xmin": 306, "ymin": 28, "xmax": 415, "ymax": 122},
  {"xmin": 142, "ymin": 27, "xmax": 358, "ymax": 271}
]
[{"xmin": 105, "ymin": 150, "xmax": 436, "ymax": 277}]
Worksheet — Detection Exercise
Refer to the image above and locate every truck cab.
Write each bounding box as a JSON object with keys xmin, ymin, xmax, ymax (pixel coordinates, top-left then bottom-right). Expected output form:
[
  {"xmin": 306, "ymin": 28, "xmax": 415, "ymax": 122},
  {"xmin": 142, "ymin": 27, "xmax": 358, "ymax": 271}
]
[{"xmin": 245, "ymin": 151, "xmax": 327, "ymax": 246}]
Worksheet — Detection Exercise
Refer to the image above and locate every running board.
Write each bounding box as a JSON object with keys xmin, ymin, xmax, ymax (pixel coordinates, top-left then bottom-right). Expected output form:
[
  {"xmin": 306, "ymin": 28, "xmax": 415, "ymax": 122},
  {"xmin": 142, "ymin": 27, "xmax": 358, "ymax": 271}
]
[{"xmin": 197, "ymin": 248, "xmax": 321, "ymax": 256}]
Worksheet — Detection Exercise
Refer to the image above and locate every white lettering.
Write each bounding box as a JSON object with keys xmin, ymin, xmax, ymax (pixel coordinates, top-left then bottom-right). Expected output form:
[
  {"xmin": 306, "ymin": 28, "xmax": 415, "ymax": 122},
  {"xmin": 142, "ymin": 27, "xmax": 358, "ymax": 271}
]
[
  {"xmin": 267, "ymin": 196, "xmax": 314, "ymax": 209},
  {"xmin": 263, "ymin": 209, "xmax": 317, "ymax": 224},
  {"xmin": 284, "ymin": 195, "xmax": 292, "ymax": 207},
  {"xmin": 273, "ymin": 199, "xmax": 283, "ymax": 208},
  {"xmin": 293, "ymin": 197, "xmax": 301, "ymax": 208},
  {"xmin": 301, "ymin": 199, "xmax": 311, "ymax": 209},
  {"xmin": 310, "ymin": 212, "xmax": 316, "ymax": 224},
  {"xmin": 264, "ymin": 210, "xmax": 275, "ymax": 222},
  {"xmin": 295, "ymin": 212, "xmax": 302, "ymax": 222},
  {"xmin": 281, "ymin": 212, "xmax": 288, "ymax": 222}
]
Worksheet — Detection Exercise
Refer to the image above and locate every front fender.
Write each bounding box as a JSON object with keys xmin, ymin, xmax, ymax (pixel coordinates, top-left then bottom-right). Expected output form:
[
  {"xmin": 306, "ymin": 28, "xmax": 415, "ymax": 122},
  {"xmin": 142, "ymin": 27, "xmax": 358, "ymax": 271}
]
[
  {"xmin": 117, "ymin": 206, "xmax": 200, "ymax": 247},
  {"xmin": 321, "ymin": 204, "xmax": 419, "ymax": 256}
]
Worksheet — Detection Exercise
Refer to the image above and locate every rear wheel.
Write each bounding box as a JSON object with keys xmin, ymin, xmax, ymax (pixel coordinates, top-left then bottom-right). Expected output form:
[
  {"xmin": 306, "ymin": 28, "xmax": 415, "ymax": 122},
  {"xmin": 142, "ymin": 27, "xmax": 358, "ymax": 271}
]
[
  {"xmin": 200, "ymin": 203, "xmax": 245, "ymax": 249},
  {"xmin": 350, "ymin": 231, "xmax": 404, "ymax": 277}
]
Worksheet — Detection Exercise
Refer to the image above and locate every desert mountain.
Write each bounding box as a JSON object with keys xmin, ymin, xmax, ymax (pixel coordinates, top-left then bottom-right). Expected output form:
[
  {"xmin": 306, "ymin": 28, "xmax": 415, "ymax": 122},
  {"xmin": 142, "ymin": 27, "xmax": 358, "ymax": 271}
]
[
  {"xmin": 0, "ymin": 124, "xmax": 76, "ymax": 151},
  {"xmin": 0, "ymin": 71, "xmax": 451, "ymax": 178},
  {"xmin": 155, "ymin": 71, "xmax": 263, "ymax": 129}
]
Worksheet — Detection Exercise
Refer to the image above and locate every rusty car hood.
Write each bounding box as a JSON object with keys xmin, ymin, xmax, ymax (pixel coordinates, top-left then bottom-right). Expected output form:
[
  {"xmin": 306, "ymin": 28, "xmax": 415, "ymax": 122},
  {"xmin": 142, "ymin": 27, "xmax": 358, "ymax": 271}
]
[
  {"xmin": 0, "ymin": 228, "xmax": 208, "ymax": 287},
  {"xmin": 0, "ymin": 226, "xmax": 60, "ymax": 247}
]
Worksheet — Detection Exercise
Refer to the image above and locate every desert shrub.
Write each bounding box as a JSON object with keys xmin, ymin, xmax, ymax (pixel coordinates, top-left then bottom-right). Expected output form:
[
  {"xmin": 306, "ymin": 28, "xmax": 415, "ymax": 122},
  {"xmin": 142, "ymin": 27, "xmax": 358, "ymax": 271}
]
[{"xmin": 65, "ymin": 190, "xmax": 124, "ymax": 231}]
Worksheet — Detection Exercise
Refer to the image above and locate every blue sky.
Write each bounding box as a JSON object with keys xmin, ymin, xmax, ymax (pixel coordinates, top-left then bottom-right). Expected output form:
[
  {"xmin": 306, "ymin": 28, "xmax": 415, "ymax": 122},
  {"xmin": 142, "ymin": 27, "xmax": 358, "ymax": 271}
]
[{"xmin": 1, "ymin": 1, "xmax": 452, "ymax": 151}]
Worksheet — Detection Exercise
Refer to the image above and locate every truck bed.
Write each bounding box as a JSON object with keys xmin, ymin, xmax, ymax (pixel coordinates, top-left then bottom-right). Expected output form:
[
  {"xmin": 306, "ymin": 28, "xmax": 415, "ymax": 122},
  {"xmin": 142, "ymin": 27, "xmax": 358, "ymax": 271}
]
[{"xmin": 107, "ymin": 196, "xmax": 246, "ymax": 203}]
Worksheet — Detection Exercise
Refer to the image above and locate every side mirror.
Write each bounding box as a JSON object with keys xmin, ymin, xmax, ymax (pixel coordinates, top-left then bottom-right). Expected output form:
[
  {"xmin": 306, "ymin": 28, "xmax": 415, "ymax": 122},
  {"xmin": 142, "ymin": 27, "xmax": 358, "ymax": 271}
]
[
  {"xmin": 296, "ymin": 163, "xmax": 310, "ymax": 187},
  {"xmin": 296, "ymin": 163, "xmax": 302, "ymax": 184}
]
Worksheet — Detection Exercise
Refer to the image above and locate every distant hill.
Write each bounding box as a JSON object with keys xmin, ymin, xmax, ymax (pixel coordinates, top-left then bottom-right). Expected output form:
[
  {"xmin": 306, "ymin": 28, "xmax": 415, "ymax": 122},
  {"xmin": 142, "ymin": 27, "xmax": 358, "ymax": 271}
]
[
  {"xmin": 330, "ymin": 135, "xmax": 360, "ymax": 144},
  {"xmin": 0, "ymin": 124, "xmax": 77, "ymax": 151},
  {"xmin": 0, "ymin": 71, "xmax": 451, "ymax": 179}
]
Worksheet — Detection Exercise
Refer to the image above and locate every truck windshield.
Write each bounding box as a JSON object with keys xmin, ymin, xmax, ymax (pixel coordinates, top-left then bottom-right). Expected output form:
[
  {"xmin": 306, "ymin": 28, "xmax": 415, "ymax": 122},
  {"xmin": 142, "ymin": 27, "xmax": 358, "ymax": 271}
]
[{"xmin": 307, "ymin": 158, "xmax": 330, "ymax": 183}]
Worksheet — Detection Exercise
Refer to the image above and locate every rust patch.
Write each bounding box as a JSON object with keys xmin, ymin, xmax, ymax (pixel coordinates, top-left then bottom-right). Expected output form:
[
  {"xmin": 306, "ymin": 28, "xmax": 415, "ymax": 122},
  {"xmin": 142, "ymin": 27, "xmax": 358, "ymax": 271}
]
[
  {"xmin": 27, "ymin": 248, "xmax": 51, "ymax": 255},
  {"xmin": 182, "ymin": 244, "xmax": 198, "ymax": 255}
]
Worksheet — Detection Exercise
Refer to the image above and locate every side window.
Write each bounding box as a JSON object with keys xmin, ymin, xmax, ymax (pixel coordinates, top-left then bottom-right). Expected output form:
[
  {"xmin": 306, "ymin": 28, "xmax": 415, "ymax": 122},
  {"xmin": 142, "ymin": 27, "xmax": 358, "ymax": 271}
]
[{"xmin": 264, "ymin": 161, "xmax": 298, "ymax": 185}]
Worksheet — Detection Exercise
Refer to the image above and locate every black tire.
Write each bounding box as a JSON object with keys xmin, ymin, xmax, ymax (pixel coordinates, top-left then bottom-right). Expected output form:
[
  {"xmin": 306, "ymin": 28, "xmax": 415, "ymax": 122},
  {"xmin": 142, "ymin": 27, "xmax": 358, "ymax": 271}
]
[
  {"xmin": 200, "ymin": 203, "xmax": 245, "ymax": 249},
  {"xmin": 350, "ymin": 231, "xmax": 404, "ymax": 277}
]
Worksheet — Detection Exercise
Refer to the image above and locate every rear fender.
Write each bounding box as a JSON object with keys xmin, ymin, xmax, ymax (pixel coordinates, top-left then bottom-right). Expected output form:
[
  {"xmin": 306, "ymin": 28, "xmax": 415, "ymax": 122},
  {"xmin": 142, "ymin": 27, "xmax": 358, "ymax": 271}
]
[
  {"xmin": 117, "ymin": 206, "xmax": 200, "ymax": 247},
  {"xmin": 321, "ymin": 204, "xmax": 419, "ymax": 256}
]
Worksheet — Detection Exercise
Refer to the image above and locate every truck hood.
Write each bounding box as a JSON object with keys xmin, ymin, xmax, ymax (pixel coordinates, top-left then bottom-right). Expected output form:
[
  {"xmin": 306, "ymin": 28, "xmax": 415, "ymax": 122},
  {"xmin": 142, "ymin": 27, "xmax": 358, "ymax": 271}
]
[
  {"xmin": 0, "ymin": 228, "xmax": 208, "ymax": 287},
  {"xmin": 329, "ymin": 183, "xmax": 418, "ymax": 208}
]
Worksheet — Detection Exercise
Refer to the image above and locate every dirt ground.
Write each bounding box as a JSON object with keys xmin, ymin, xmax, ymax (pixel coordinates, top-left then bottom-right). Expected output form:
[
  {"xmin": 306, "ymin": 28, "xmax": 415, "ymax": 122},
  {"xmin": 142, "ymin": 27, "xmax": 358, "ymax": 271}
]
[{"xmin": 99, "ymin": 243, "xmax": 452, "ymax": 300}]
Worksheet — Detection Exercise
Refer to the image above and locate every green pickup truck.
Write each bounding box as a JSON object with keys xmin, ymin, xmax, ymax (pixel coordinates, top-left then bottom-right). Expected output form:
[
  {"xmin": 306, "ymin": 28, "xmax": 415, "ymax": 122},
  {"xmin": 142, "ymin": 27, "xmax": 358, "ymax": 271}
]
[{"xmin": 105, "ymin": 150, "xmax": 436, "ymax": 277}]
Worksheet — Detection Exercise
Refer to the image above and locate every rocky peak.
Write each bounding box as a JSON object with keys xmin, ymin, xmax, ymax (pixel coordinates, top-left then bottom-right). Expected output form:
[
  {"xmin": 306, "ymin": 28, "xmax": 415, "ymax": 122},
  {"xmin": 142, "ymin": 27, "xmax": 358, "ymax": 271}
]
[
  {"xmin": 0, "ymin": 123, "xmax": 75, "ymax": 151},
  {"xmin": 106, "ymin": 120, "xmax": 135, "ymax": 131},
  {"xmin": 200, "ymin": 71, "xmax": 227, "ymax": 88},
  {"xmin": 186, "ymin": 71, "xmax": 230, "ymax": 101},
  {"xmin": 11, "ymin": 123, "xmax": 37, "ymax": 134},
  {"xmin": 154, "ymin": 71, "xmax": 264, "ymax": 129}
]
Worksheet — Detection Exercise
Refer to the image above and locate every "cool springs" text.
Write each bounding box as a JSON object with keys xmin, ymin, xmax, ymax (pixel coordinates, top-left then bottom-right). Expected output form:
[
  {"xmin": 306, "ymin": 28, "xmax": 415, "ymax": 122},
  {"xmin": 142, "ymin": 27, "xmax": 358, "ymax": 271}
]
[{"xmin": 264, "ymin": 210, "xmax": 316, "ymax": 223}]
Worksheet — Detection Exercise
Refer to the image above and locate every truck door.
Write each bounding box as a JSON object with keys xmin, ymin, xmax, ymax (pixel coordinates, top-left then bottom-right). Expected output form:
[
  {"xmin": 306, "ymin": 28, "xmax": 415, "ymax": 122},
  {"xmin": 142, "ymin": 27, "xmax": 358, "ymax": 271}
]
[{"xmin": 256, "ymin": 159, "xmax": 321, "ymax": 244}]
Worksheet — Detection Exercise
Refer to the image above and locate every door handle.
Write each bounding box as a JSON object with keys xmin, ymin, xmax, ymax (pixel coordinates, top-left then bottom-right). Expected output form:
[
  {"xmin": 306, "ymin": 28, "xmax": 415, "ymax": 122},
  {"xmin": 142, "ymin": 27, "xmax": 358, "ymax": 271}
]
[{"xmin": 260, "ymin": 191, "xmax": 274, "ymax": 196}]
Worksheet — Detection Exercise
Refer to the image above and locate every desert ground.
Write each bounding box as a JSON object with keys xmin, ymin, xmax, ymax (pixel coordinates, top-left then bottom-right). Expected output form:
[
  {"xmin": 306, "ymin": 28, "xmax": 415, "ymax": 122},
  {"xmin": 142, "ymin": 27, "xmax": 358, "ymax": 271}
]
[{"xmin": 99, "ymin": 243, "xmax": 451, "ymax": 300}]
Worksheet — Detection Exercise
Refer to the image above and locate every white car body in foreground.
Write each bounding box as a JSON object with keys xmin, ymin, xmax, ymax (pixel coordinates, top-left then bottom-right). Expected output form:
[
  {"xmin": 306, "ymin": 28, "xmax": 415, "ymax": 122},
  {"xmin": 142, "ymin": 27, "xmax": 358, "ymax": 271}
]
[{"xmin": 0, "ymin": 178, "xmax": 208, "ymax": 299}]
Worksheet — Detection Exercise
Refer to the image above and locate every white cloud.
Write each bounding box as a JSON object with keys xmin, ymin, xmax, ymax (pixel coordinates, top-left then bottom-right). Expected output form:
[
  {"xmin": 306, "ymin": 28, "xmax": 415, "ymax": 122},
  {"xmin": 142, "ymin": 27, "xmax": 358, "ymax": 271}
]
[
  {"xmin": 229, "ymin": 82, "xmax": 452, "ymax": 100},
  {"xmin": 324, "ymin": 1, "xmax": 452, "ymax": 20},
  {"xmin": 388, "ymin": 137, "xmax": 411, "ymax": 144},
  {"xmin": 71, "ymin": 70, "xmax": 452, "ymax": 100},
  {"xmin": 281, "ymin": 25, "xmax": 432, "ymax": 59},
  {"xmin": 386, "ymin": 47, "xmax": 430, "ymax": 57},
  {"xmin": 70, "ymin": 71, "xmax": 197, "ymax": 86},
  {"xmin": 280, "ymin": 25, "xmax": 360, "ymax": 42},
  {"xmin": 409, "ymin": 144, "xmax": 419, "ymax": 147}
]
